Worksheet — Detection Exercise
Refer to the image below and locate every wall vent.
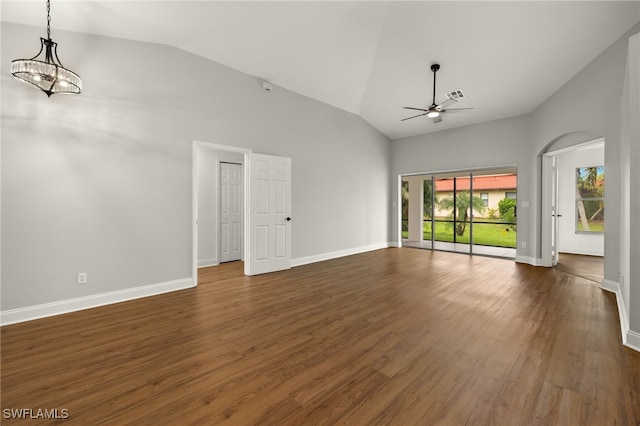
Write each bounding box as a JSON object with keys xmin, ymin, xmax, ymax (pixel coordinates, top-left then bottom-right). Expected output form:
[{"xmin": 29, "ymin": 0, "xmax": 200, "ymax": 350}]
[{"xmin": 445, "ymin": 89, "xmax": 465, "ymax": 101}]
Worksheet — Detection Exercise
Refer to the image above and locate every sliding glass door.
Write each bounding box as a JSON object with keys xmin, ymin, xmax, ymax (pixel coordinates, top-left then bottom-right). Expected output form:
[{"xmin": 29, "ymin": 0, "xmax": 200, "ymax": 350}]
[
  {"xmin": 433, "ymin": 171, "xmax": 471, "ymax": 254},
  {"xmin": 470, "ymin": 169, "xmax": 517, "ymax": 257},
  {"xmin": 402, "ymin": 167, "xmax": 517, "ymax": 259}
]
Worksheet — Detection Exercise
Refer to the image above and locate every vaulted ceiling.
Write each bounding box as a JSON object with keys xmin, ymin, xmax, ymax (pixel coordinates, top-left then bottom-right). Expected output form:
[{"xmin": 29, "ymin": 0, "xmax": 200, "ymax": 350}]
[{"xmin": 2, "ymin": 1, "xmax": 639, "ymax": 140}]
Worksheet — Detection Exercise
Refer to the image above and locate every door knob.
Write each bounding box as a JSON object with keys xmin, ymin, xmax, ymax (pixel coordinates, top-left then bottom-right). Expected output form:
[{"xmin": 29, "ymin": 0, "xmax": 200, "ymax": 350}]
[{"xmin": 286, "ymin": 217, "xmax": 292, "ymax": 221}]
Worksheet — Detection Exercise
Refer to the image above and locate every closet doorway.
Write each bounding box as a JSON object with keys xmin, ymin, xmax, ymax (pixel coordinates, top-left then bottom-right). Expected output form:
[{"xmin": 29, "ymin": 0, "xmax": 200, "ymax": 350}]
[{"xmin": 220, "ymin": 162, "xmax": 243, "ymax": 263}]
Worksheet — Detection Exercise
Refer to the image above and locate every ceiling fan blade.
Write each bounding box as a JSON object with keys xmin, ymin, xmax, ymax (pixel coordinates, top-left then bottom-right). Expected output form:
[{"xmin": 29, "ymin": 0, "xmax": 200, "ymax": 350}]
[
  {"xmin": 437, "ymin": 98, "xmax": 457, "ymax": 110},
  {"xmin": 442, "ymin": 107, "xmax": 474, "ymax": 112},
  {"xmin": 401, "ymin": 112, "xmax": 428, "ymax": 121},
  {"xmin": 403, "ymin": 106, "xmax": 429, "ymax": 112},
  {"xmin": 431, "ymin": 115, "xmax": 443, "ymax": 124}
]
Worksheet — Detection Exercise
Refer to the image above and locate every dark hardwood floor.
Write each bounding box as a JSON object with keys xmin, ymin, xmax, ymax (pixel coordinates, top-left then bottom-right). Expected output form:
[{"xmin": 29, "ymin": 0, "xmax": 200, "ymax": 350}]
[
  {"xmin": 2, "ymin": 249, "xmax": 639, "ymax": 425},
  {"xmin": 556, "ymin": 253, "xmax": 604, "ymax": 284}
]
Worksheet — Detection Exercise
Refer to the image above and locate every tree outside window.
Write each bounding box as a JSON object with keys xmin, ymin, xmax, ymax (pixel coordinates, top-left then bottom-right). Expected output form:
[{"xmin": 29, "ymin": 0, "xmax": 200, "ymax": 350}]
[{"xmin": 576, "ymin": 166, "xmax": 604, "ymax": 233}]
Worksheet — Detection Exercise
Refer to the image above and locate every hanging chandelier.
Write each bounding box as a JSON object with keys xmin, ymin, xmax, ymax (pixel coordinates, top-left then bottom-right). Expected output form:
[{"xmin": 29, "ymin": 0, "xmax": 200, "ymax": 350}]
[{"xmin": 10, "ymin": 0, "xmax": 82, "ymax": 97}]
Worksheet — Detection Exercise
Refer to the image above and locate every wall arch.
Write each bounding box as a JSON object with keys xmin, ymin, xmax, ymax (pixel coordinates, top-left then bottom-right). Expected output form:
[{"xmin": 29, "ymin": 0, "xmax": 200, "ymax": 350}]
[{"xmin": 539, "ymin": 131, "xmax": 603, "ymax": 156}]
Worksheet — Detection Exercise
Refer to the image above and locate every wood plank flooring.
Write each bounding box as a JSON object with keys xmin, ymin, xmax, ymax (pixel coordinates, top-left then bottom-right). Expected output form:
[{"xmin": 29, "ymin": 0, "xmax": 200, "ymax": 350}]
[
  {"xmin": 2, "ymin": 248, "xmax": 639, "ymax": 425},
  {"xmin": 556, "ymin": 253, "xmax": 604, "ymax": 283}
]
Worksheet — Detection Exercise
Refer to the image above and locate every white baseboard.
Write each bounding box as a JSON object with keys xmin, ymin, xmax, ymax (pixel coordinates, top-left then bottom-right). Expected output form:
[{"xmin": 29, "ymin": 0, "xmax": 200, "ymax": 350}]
[
  {"xmin": 600, "ymin": 279, "xmax": 639, "ymax": 352},
  {"xmin": 198, "ymin": 258, "xmax": 219, "ymax": 268},
  {"xmin": 514, "ymin": 256, "xmax": 544, "ymax": 266},
  {"xmin": 560, "ymin": 248, "xmax": 604, "ymax": 257},
  {"xmin": 626, "ymin": 330, "xmax": 640, "ymax": 352},
  {"xmin": 600, "ymin": 278, "xmax": 622, "ymax": 294},
  {"xmin": 0, "ymin": 277, "xmax": 194, "ymax": 326},
  {"xmin": 291, "ymin": 242, "xmax": 392, "ymax": 267}
]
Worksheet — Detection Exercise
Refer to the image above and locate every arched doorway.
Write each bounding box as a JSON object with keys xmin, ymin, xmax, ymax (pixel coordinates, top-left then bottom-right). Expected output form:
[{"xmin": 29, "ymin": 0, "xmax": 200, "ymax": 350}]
[{"xmin": 540, "ymin": 132, "xmax": 604, "ymax": 281}]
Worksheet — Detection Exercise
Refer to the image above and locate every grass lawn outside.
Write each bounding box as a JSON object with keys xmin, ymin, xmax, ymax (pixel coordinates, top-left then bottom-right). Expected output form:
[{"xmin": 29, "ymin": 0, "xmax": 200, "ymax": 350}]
[
  {"xmin": 577, "ymin": 220, "xmax": 604, "ymax": 233},
  {"xmin": 402, "ymin": 219, "xmax": 517, "ymax": 248}
]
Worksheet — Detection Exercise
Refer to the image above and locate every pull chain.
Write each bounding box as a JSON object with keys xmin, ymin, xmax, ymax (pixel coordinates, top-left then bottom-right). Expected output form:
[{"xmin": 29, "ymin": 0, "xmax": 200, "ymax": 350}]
[{"xmin": 46, "ymin": 0, "xmax": 51, "ymax": 40}]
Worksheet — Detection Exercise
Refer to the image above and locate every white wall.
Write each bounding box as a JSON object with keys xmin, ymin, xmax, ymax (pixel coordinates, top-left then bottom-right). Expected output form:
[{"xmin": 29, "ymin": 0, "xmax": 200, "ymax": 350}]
[
  {"xmin": 391, "ymin": 115, "xmax": 531, "ymax": 258},
  {"xmin": 1, "ymin": 22, "xmax": 390, "ymax": 313},
  {"xmin": 197, "ymin": 147, "xmax": 243, "ymax": 268},
  {"xmin": 621, "ymin": 32, "xmax": 640, "ymax": 344},
  {"xmin": 556, "ymin": 143, "xmax": 604, "ymax": 256}
]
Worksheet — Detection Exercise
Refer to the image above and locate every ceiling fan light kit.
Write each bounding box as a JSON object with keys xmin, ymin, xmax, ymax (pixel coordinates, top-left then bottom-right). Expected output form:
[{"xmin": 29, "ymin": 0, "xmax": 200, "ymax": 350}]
[
  {"xmin": 10, "ymin": 0, "xmax": 82, "ymax": 97},
  {"xmin": 402, "ymin": 63, "xmax": 473, "ymax": 123}
]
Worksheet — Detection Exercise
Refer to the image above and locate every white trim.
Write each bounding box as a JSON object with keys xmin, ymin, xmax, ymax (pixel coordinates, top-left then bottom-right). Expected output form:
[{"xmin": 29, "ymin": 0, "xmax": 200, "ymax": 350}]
[
  {"xmin": 0, "ymin": 278, "xmax": 194, "ymax": 326},
  {"xmin": 559, "ymin": 248, "xmax": 604, "ymax": 257},
  {"xmin": 600, "ymin": 278, "xmax": 621, "ymax": 294},
  {"xmin": 292, "ymin": 243, "xmax": 392, "ymax": 268},
  {"xmin": 599, "ymin": 279, "xmax": 640, "ymax": 352},
  {"xmin": 600, "ymin": 279, "xmax": 629, "ymax": 337},
  {"xmin": 397, "ymin": 174, "xmax": 403, "ymax": 248},
  {"xmin": 514, "ymin": 256, "xmax": 544, "ymax": 266},
  {"xmin": 626, "ymin": 330, "xmax": 640, "ymax": 352},
  {"xmin": 545, "ymin": 138, "xmax": 605, "ymax": 156},
  {"xmin": 198, "ymin": 258, "xmax": 219, "ymax": 268},
  {"xmin": 540, "ymin": 154, "xmax": 555, "ymax": 267}
]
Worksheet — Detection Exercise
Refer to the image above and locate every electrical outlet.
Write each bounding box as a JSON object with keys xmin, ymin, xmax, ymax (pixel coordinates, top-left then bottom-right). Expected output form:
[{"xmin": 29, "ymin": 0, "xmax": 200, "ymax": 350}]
[
  {"xmin": 521, "ymin": 241, "xmax": 527, "ymax": 249},
  {"xmin": 77, "ymin": 272, "xmax": 88, "ymax": 285}
]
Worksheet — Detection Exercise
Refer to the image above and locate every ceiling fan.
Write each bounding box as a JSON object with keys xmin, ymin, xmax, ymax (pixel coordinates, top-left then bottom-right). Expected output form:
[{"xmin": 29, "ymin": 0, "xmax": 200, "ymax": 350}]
[{"xmin": 402, "ymin": 63, "xmax": 473, "ymax": 123}]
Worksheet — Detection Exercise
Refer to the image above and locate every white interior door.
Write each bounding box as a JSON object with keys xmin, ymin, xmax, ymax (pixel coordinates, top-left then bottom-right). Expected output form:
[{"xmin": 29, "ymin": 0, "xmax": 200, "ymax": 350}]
[
  {"xmin": 220, "ymin": 162, "xmax": 242, "ymax": 263},
  {"xmin": 248, "ymin": 153, "xmax": 292, "ymax": 275},
  {"xmin": 551, "ymin": 156, "xmax": 560, "ymax": 266}
]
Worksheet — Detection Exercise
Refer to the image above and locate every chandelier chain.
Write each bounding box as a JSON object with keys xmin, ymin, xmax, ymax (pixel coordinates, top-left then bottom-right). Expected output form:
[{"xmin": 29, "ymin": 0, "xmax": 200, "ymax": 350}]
[{"xmin": 46, "ymin": 0, "xmax": 51, "ymax": 39}]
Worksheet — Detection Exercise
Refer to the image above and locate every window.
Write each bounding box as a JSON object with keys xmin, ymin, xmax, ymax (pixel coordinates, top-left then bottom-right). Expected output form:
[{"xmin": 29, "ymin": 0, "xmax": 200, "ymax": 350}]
[
  {"xmin": 480, "ymin": 192, "xmax": 489, "ymax": 207},
  {"xmin": 576, "ymin": 166, "xmax": 604, "ymax": 233},
  {"xmin": 505, "ymin": 192, "xmax": 517, "ymax": 200}
]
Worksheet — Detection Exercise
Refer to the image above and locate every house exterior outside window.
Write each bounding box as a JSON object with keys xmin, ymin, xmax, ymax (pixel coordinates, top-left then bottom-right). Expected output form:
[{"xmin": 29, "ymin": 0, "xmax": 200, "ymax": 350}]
[
  {"xmin": 433, "ymin": 174, "xmax": 517, "ymax": 218},
  {"xmin": 480, "ymin": 192, "xmax": 489, "ymax": 207}
]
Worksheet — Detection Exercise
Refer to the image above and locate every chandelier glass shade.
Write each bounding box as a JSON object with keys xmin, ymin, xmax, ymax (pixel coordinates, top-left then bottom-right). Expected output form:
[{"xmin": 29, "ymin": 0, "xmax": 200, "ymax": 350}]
[{"xmin": 10, "ymin": 1, "xmax": 82, "ymax": 97}]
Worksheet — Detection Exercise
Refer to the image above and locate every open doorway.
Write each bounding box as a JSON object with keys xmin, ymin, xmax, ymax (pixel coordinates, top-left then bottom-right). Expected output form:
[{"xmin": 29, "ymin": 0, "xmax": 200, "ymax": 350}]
[
  {"xmin": 542, "ymin": 138, "xmax": 604, "ymax": 280},
  {"xmin": 193, "ymin": 141, "xmax": 293, "ymax": 282},
  {"xmin": 193, "ymin": 141, "xmax": 250, "ymax": 284}
]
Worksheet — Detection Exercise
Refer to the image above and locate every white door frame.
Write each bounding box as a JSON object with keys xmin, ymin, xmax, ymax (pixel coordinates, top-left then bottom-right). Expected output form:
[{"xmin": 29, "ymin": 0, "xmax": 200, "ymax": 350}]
[
  {"xmin": 541, "ymin": 154, "xmax": 557, "ymax": 267},
  {"xmin": 397, "ymin": 174, "xmax": 403, "ymax": 248},
  {"xmin": 192, "ymin": 140, "xmax": 252, "ymax": 284}
]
